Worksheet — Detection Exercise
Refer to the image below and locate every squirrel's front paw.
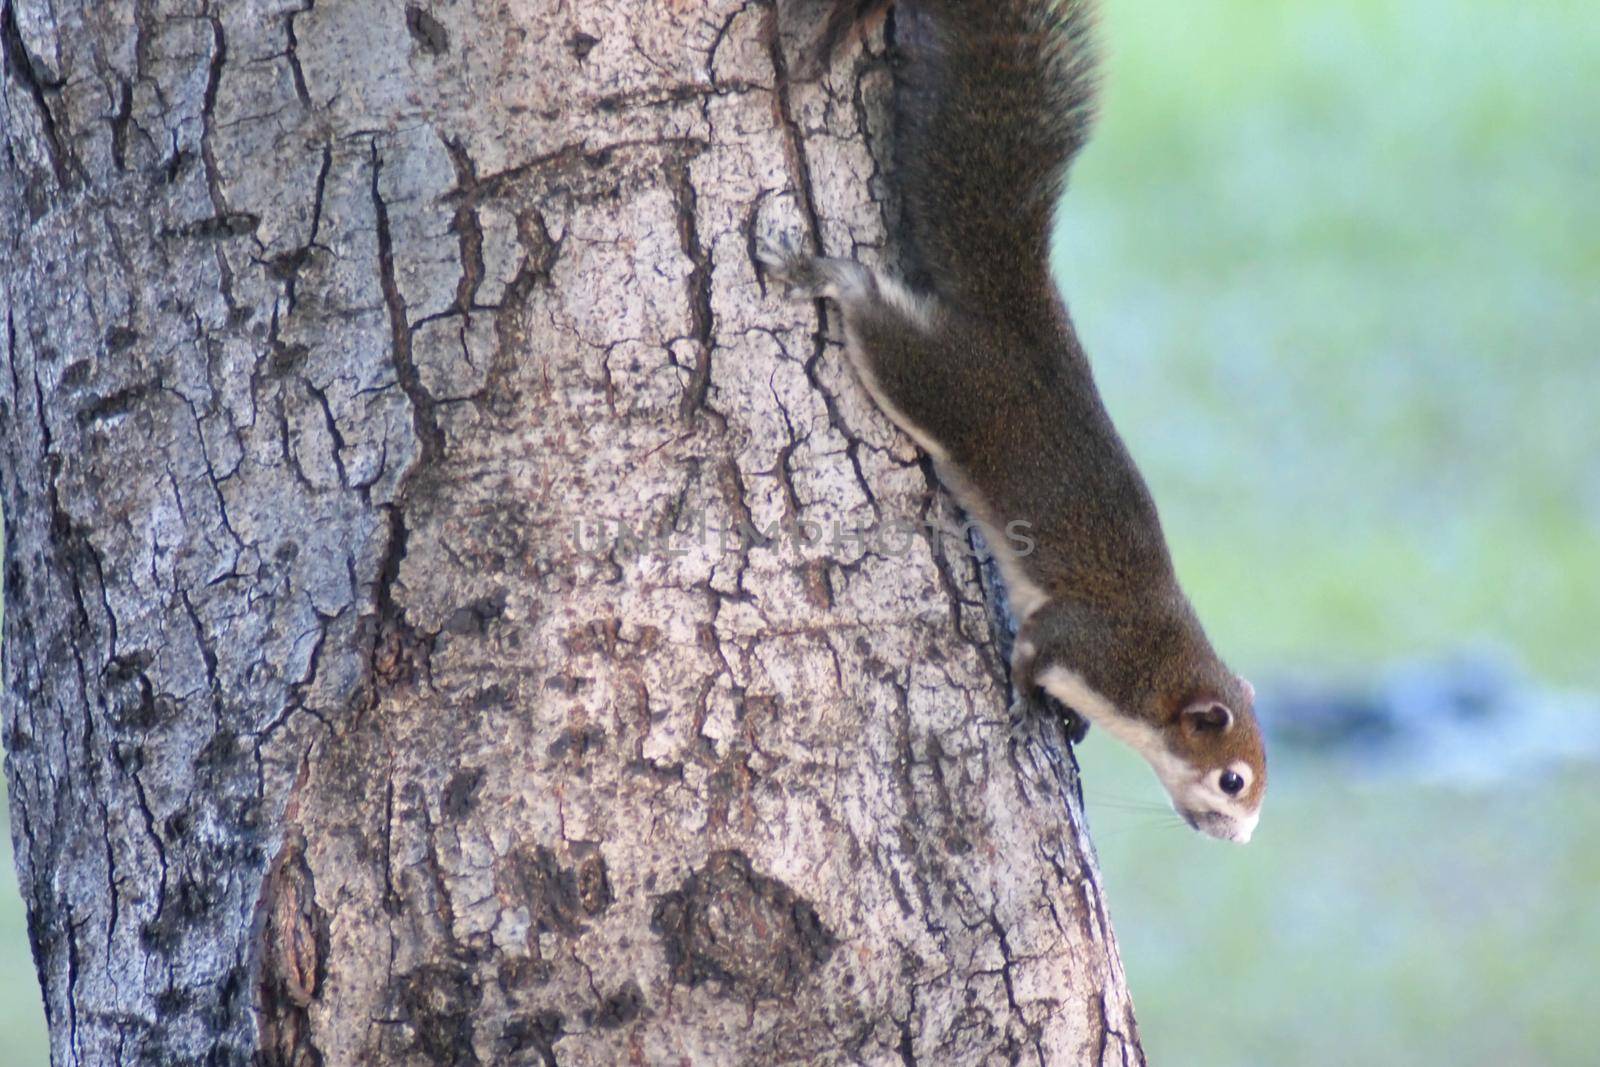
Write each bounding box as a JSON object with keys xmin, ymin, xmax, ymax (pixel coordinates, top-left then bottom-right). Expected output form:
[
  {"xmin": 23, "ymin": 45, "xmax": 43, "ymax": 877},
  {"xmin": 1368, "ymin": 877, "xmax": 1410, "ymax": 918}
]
[
  {"xmin": 1061, "ymin": 706, "xmax": 1091, "ymax": 745},
  {"xmin": 1016, "ymin": 685, "xmax": 1092, "ymax": 745}
]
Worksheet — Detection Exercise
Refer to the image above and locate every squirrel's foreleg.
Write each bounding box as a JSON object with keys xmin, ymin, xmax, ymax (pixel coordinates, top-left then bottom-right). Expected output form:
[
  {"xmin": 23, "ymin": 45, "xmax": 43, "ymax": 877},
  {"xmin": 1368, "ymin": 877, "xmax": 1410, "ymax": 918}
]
[{"xmin": 1013, "ymin": 607, "xmax": 1094, "ymax": 745}]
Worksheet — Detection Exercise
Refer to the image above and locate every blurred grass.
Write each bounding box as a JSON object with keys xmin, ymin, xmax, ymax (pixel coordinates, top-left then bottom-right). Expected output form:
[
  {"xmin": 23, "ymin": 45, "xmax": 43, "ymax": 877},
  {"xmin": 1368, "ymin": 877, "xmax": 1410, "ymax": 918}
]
[
  {"xmin": 0, "ymin": 507, "xmax": 45, "ymax": 1061},
  {"xmin": 0, "ymin": 784, "xmax": 46, "ymax": 1066},
  {"xmin": 1086, "ymin": 741, "xmax": 1600, "ymax": 1067},
  {"xmin": 1, "ymin": 0, "xmax": 1596, "ymax": 1061},
  {"xmin": 1061, "ymin": 1, "xmax": 1600, "ymax": 1064}
]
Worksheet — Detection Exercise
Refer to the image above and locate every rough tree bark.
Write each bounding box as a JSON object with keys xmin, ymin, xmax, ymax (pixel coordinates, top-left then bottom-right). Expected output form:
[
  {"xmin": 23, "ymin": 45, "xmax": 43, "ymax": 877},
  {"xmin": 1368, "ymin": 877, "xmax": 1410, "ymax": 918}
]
[{"xmin": 1, "ymin": 0, "xmax": 1145, "ymax": 1063}]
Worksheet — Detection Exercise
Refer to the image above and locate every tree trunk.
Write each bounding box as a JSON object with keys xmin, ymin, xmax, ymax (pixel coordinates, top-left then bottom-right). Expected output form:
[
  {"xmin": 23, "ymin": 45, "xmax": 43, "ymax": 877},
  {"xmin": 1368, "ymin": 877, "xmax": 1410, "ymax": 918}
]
[{"xmin": 1, "ymin": 0, "xmax": 1144, "ymax": 1063}]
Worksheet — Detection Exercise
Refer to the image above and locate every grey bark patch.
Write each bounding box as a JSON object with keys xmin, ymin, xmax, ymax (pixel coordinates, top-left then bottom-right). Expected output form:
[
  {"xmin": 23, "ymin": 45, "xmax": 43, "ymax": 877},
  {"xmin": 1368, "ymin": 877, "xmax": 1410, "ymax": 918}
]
[
  {"xmin": 496, "ymin": 954, "xmax": 553, "ymax": 994},
  {"xmin": 651, "ymin": 850, "xmax": 838, "ymax": 1001},
  {"xmin": 440, "ymin": 766, "xmax": 484, "ymax": 820},
  {"xmin": 442, "ymin": 589, "xmax": 508, "ymax": 636},
  {"xmin": 163, "ymin": 212, "xmax": 260, "ymax": 240},
  {"xmin": 103, "ymin": 325, "xmax": 139, "ymax": 353},
  {"xmin": 498, "ymin": 1010, "xmax": 564, "ymax": 1064},
  {"xmin": 497, "ymin": 844, "xmax": 605, "ymax": 939},
  {"xmin": 545, "ymin": 723, "xmax": 606, "ymax": 762},
  {"xmin": 577, "ymin": 854, "xmax": 614, "ymax": 917},
  {"xmin": 587, "ymin": 979, "xmax": 643, "ymax": 1030},
  {"xmin": 405, "ymin": 6, "xmax": 450, "ymax": 56},
  {"xmin": 398, "ymin": 962, "xmax": 482, "ymax": 1065}
]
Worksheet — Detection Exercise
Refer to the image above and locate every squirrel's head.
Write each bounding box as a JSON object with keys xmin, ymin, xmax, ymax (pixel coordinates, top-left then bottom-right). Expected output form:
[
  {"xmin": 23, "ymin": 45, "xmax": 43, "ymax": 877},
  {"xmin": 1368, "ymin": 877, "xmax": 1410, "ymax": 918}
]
[
  {"xmin": 1149, "ymin": 672, "xmax": 1266, "ymax": 844},
  {"xmin": 1033, "ymin": 601, "xmax": 1268, "ymax": 843}
]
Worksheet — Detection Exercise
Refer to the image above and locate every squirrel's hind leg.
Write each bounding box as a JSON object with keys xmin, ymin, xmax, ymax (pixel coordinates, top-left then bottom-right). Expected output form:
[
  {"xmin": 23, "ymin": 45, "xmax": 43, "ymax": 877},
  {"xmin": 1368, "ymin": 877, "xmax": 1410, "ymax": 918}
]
[
  {"xmin": 759, "ymin": 238, "xmax": 936, "ymax": 330},
  {"xmin": 759, "ymin": 236, "xmax": 955, "ymax": 458}
]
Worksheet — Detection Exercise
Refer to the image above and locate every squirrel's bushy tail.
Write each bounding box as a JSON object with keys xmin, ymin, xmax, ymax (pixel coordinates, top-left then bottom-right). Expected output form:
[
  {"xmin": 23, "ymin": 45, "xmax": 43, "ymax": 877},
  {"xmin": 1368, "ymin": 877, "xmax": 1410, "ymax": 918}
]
[{"xmin": 823, "ymin": 0, "xmax": 1099, "ymax": 321}]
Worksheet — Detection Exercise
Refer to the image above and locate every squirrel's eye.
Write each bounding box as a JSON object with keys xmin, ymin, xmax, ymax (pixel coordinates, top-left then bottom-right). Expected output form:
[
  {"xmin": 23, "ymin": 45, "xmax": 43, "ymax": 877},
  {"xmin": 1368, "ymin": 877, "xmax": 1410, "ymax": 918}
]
[{"xmin": 1219, "ymin": 771, "xmax": 1245, "ymax": 796}]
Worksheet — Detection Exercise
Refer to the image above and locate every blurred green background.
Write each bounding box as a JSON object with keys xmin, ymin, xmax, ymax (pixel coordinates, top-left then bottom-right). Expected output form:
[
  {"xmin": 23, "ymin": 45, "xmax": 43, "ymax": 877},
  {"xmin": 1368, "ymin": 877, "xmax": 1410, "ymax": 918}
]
[
  {"xmin": 0, "ymin": 786, "xmax": 41, "ymax": 1066},
  {"xmin": 2, "ymin": 0, "xmax": 1596, "ymax": 1061},
  {"xmin": 1059, "ymin": 0, "xmax": 1600, "ymax": 1065}
]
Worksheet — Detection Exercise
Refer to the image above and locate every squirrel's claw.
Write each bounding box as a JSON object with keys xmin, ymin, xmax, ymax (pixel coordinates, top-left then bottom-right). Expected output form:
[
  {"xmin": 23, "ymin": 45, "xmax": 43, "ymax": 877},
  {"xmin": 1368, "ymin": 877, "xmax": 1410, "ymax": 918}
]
[
  {"xmin": 759, "ymin": 238, "xmax": 877, "ymax": 308},
  {"xmin": 756, "ymin": 235, "xmax": 816, "ymax": 296}
]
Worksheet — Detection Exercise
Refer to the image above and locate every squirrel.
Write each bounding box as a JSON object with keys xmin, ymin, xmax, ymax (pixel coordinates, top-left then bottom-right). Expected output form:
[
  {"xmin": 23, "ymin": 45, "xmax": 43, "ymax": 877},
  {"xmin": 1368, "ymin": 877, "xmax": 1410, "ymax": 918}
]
[{"xmin": 760, "ymin": 0, "xmax": 1267, "ymax": 843}]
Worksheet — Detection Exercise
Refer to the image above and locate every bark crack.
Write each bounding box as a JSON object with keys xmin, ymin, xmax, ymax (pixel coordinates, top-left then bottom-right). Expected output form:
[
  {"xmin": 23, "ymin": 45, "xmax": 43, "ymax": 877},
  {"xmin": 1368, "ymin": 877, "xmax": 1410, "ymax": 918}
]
[
  {"xmin": 441, "ymin": 139, "xmax": 487, "ymax": 316},
  {"xmin": 370, "ymin": 140, "xmax": 443, "ymax": 463},
  {"xmin": 284, "ymin": 3, "xmax": 314, "ymax": 108},
  {"xmin": 670, "ymin": 159, "xmax": 717, "ymax": 422},
  {"xmin": 1, "ymin": 0, "xmax": 78, "ymax": 187}
]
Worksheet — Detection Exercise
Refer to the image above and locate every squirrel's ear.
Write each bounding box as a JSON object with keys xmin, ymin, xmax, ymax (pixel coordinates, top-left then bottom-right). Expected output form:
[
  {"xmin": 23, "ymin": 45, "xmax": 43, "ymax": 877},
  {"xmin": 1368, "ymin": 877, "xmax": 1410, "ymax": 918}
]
[{"xmin": 1182, "ymin": 703, "xmax": 1234, "ymax": 735}]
